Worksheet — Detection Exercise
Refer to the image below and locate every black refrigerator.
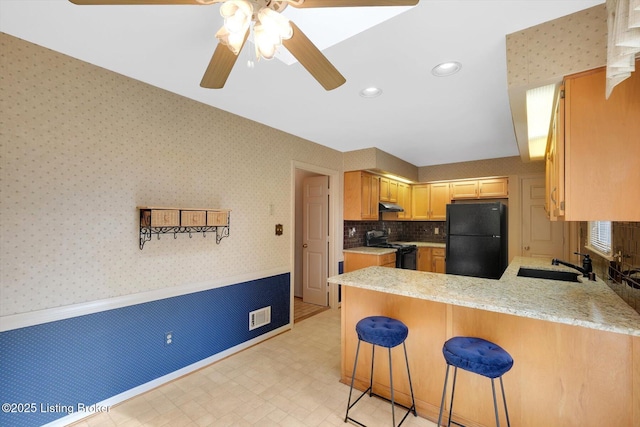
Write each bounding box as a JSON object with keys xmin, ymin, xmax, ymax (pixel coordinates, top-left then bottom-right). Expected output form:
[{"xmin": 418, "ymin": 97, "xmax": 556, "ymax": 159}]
[{"xmin": 445, "ymin": 202, "xmax": 507, "ymax": 279}]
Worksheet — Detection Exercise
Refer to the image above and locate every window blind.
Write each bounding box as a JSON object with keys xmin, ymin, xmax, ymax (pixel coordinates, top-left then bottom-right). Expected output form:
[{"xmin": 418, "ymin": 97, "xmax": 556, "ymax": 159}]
[{"xmin": 588, "ymin": 221, "xmax": 612, "ymax": 255}]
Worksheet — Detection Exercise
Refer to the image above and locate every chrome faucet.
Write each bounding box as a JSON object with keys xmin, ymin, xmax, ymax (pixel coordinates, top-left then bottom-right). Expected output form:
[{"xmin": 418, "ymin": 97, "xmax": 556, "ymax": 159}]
[{"xmin": 552, "ymin": 252, "xmax": 595, "ymax": 280}]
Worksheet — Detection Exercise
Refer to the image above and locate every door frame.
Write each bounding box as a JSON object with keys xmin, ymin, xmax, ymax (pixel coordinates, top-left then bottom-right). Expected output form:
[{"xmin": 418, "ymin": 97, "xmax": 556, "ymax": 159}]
[
  {"xmin": 517, "ymin": 173, "xmax": 569, "ymax": 259},
  {"xmin": 291, "ymin": 161, "xmax": 340, "ymax": 324}
]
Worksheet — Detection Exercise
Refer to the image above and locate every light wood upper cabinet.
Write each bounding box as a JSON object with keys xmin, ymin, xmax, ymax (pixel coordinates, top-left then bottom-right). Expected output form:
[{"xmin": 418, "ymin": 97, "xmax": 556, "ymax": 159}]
[
  {"xmin": 412, "ymin": 183, "xmax": 450, "ymax": 221},
  {"xmin": 545, "ymin": 87, "xmax": 565, "ymax": 220},
  {"xmin": 429, "ymin": 183, "xmax": 450, "ymax": 220},
  {"xmin": 396, "ymin": 182, "xmax": 412, "ymax": 219},
  {"xmin": 553, "ymin": 62, "xmax": 640, "ymax": 221},
  {"xmin": 412, "ymin": 184, "xmax": 430, "ymax": 220},
  {"xmin": 450, "ymin": 181, "xmax": 478, "ymax": 199},
  {"xmin": 379, "ymin": 177, "xmax": 399, "ymax": 203},
  {"xmin": 344, "ymin": 171, "xmax": 379, "ymax": 221},
  {"xmin": 478, "ymin": 178, "xmax": 509, "ymax": 198},
  {"xmin": 451, "ymin": 178, "xmax": 508, "ymax": 200},
  {"xmin": 345, "ymin": 171, "xmax": 510, "ymax": 222}
]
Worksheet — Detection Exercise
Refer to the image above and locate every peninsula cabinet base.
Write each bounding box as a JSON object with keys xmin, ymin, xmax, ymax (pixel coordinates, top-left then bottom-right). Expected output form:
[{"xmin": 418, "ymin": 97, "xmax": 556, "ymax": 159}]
[{"xmin": 340, "ymin": 286, "xmax": 639, "ymax": 427}]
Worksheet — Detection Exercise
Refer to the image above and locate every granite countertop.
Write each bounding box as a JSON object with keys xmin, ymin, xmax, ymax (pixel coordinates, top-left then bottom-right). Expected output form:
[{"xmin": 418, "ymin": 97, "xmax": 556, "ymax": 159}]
[
  {"xmin": 328, "ymin": 256, "xmax": 640, "ymax": 337},
  {"xmin": 342, "ymin": 247, "xmax": 398, "ymax": 255},
  {"xmin": 343, "ymin": 242, "xmax": 445, "ymax": 255}
]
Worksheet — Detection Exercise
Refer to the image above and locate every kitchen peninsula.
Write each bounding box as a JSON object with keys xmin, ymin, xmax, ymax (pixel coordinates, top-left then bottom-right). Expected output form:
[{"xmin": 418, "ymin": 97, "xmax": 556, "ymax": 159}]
[{"xmin": 328, "ymin": 257, "xmax": 640, "ymax": 427}]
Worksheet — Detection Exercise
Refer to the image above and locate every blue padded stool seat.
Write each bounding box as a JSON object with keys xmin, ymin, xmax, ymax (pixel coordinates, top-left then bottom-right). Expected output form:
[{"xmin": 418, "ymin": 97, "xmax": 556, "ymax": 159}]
[
  {"xmin": 437, "ymin": 337, "xmax": 513, "ymax": 427},
  {"xmin": 356, "ymin": 316, "xmax": 409, "ymax": 348},
  {"xmin": 442, "ymin": 337, "xmax": 513, "ymax": 379},
  {"xmin": 345, "ymin": 316, "xmax": 416, "ymax": 427}
]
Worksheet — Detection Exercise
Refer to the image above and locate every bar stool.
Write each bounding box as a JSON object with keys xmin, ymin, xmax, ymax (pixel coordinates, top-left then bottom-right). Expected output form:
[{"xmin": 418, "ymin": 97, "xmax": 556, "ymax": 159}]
[
  {"xmin": 345, "ymin": 316, "xmax": 416, "ymax": 427},
  {"xmin": 437, "ymin": 337, "xmax": 513, "ymax": 427}
]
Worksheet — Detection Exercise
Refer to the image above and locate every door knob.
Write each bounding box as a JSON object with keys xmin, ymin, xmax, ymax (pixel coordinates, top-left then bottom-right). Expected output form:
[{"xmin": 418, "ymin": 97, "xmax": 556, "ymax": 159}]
[{"xmin": 303, "ymin": 244, "xmax": 308, "ymax": 248}]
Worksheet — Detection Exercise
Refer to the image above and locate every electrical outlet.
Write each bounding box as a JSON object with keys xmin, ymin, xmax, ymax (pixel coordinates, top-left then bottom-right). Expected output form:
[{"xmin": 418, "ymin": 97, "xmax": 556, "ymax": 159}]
[
  {"xmin": 165, "ymin": 331, "xmax": 173, "ymax": 346},
  {"xmin": 435, "ymin": 227, "xmax": 439, "ymax": 235}
]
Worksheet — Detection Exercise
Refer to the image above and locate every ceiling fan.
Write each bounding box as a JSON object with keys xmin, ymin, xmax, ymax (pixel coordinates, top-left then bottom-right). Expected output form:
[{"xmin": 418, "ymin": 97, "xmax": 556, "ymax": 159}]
[{"xmin": 68, "ymin": 0, "xmax": 419, "ymax": 90}]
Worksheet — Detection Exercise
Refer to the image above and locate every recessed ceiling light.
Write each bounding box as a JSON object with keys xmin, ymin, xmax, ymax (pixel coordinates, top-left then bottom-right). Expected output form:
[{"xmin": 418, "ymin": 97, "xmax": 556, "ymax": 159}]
[
  {"xmin": 360, "ymin": 87, "xmax": 383, "ymax": 98},
  {"xmin": 431, "ymin": 62, "xmax": 462, "ymax": 77}
]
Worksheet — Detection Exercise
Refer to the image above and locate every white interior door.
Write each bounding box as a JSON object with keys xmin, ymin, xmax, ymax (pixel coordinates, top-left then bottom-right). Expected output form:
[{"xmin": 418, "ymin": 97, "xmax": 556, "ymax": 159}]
[
  {"xmin": 521, "ymin": 176, "xmax": 566, "ymax": 259},
  {"xmin": 302, "ymin": 175, "xmax": 329, "ymax": 306}
]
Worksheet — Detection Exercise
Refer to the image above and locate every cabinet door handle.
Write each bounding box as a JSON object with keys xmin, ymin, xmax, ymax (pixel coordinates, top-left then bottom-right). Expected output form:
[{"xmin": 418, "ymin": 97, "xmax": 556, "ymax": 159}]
[
  {"xmin": 551, "ymin": 188, "xmax": 557, "ymax": 204},
  {"xmin": 303, "ymin": 244, "xmax": 308, "ymax": 248},
  {"xmin": 524, "ymin": 246, "xmax": 530, "ymax": 251}
]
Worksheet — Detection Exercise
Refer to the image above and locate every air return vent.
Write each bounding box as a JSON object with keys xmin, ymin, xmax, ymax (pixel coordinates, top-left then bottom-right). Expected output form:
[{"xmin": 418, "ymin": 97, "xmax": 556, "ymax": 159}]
[{"xmin": 249, "ymin": 306, "xmax": 271, "ymax": 331}]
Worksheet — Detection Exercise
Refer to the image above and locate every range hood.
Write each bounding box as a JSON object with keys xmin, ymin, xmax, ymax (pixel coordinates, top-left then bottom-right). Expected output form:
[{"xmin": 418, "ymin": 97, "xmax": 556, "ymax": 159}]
[{"xmin": 379, "ymin": 202, "xmax": 404, "ymax": 212}]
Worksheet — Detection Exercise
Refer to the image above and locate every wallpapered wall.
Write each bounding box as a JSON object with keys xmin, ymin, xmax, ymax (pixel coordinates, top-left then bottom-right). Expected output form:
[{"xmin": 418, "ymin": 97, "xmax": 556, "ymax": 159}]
[
  {"xmin": 0, "ymin": 33, "xmax": 343, "ymax": 316},
  {"xmin": 506, "ymin": 4, "xmax": 607, "ymax": 88}
]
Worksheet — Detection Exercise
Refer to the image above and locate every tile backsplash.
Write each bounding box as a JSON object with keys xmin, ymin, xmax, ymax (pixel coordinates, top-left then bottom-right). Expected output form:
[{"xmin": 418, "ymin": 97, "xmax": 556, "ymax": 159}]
[
  {"xmin": 343, "ymin": 221, "xmax": 446, "ymax": 249},
  {"xmin": 580, "ymin": 222, "xmax": 640, "ymax": 314}
]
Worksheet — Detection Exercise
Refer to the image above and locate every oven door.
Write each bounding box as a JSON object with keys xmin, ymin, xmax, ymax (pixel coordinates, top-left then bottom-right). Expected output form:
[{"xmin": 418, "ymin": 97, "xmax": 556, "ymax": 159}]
[{"xmin": 397, "ymin": 247, "xmax": 417, "ymax": 270}]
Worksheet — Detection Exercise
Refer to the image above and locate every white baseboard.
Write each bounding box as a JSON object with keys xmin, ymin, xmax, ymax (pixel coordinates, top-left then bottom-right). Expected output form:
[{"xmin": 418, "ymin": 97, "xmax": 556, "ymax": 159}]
[{"xmin": 40, "ymin": 323, "xmax": 291, "ymax": 427}]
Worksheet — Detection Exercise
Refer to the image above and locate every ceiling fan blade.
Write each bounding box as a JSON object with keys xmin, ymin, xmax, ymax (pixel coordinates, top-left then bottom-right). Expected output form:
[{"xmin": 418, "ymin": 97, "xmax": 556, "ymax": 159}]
[
  {"xmin": 289, "ymin": 0, "xmax": 418, "ymax": 8},
  {"xmin": 282, "ymin": 22, "xmax": 346, "ymax": 91},
  {"xmin": 200, "ymin": 31, "xmax": 249, "ymax": 89},
  {"xmin": 69, "ymin": 0, "xmax": 209, "ymax": 4}
]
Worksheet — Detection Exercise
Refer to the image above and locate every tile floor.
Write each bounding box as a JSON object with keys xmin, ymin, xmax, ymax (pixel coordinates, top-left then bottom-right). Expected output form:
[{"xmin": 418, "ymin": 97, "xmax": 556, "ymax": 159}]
[
  {"xmin": 71, "ymin": 308, "xmax": 437, "ymax": 427},
  {"xmin": 293, "ymin": 297, "xmax": 330, "ymax": 323}
]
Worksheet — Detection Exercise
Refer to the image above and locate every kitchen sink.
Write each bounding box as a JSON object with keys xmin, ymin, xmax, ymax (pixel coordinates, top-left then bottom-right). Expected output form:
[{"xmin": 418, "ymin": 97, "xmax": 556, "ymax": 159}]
[{"xmin": 517, "ymin": 267, "xmax": 581, "ymax": 282}]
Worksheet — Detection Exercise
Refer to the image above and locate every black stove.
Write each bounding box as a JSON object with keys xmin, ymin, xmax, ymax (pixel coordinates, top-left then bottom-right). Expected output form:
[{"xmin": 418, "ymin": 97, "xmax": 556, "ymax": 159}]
[{"xmin": 365, "ymin": 230, "xmax": 417, "ymax": 269}]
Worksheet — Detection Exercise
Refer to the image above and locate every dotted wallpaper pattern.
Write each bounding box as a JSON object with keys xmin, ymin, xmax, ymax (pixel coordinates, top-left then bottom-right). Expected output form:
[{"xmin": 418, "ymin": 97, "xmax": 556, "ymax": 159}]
[
  {"xmin": 0, "ymin": 33, "xmax": 343, "ymax": 316},
  {"xmin": 506, "ymin": 4, "xmax": 607, "ymax": 88}
]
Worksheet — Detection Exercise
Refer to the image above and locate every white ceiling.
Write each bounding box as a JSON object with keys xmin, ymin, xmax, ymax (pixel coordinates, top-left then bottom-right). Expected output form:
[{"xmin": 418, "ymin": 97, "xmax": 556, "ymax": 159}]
[{"xmin": 0, "ymin": 0, "xmax": 602, "ymax": 167}]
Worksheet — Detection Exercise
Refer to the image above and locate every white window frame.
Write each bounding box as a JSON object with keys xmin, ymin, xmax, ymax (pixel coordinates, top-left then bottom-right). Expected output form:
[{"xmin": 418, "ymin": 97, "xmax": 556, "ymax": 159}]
[{"xmin": 586, "ymin": 221, "xmax": 612, "ymax": 259}]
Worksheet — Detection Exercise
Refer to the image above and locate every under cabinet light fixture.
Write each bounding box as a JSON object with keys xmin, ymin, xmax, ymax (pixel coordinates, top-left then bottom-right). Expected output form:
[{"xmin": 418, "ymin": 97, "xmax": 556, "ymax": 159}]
[{"xmin": 526, "ymin": 83, "xmax": 557, "ymax": 160}]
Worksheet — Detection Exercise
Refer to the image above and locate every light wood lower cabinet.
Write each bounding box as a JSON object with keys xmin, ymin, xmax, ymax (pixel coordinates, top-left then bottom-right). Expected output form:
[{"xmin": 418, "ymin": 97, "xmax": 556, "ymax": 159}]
[
  {"xmin": 431, "ymin": 248, "xmax": 445, "ymax": 273},
  {"xmin": 344, "ymin": 251, "xmax": 396, "ymax": 273},
  {"xmin": 341, "ymin": 287, "xmax": 638, "ymax": 427},
  {"xmin": 417, "ymin": 247, "xmax": 446, "ymax": 273}
]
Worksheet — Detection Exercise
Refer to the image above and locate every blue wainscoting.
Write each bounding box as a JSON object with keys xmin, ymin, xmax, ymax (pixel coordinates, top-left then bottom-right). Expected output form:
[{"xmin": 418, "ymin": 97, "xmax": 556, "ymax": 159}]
[{"xmin": 0, "ymin": 273, "xmax": 290, "ymax": 427}]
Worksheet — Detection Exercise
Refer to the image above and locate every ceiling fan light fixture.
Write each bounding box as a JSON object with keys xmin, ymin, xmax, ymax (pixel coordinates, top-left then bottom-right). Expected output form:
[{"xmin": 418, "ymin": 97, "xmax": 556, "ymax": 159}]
[
  {"xmin": 258, "ymin": 7, "xmax": 293, "ymax": 40},
  {"xmin": 215, "ymin": 26, "xmax": 245, "ymax": 55},
  {"xmin": 252, "ymin": 7, "xmax": 293, "ymax": 61},
  {"xmin": 254, "ymin": 23, "xmax": 279, "ymax": 60},
  {"xmin": 220, "ymin": 0, "xmax": 253, "ymax": 34},
  {"xmin": 431, "ymin": 61, "xmax": 462, "ymax": 77},
  {"xmin": 360, "ymin": 87, "xmax": 382, "ymax": 98}
]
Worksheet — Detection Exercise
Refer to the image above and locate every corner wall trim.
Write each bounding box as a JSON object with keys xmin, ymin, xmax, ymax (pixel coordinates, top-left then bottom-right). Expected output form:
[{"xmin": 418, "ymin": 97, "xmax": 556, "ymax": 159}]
[{"xmin": 1, "ymin": 266, "xmax": 289, "ymax": 332}]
